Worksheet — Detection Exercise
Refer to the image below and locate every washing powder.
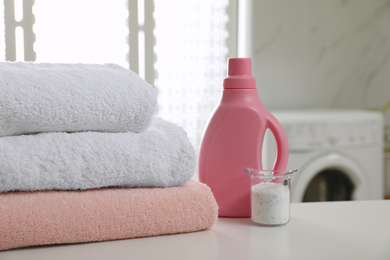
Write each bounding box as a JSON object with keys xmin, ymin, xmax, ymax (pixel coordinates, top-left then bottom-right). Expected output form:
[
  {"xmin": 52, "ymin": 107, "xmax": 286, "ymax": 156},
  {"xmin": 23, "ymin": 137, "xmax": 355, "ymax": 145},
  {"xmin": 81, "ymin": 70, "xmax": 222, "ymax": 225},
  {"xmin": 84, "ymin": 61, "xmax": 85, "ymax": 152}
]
[{"xmin": 251, "ymin": 182, "xmax": 290, "ymax": 226}]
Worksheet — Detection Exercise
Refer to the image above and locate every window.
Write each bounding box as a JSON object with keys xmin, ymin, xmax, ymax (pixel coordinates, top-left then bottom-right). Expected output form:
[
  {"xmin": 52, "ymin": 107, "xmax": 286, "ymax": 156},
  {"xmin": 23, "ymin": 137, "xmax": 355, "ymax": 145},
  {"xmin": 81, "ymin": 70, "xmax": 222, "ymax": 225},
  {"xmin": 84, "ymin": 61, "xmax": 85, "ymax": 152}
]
[
  {"xmin": 34, "ymin": 0, "xmax": 128, "ymax": 67},
  {"xmin": 0, "ymin": 3, "xmax": 4, "ymax": 59}
]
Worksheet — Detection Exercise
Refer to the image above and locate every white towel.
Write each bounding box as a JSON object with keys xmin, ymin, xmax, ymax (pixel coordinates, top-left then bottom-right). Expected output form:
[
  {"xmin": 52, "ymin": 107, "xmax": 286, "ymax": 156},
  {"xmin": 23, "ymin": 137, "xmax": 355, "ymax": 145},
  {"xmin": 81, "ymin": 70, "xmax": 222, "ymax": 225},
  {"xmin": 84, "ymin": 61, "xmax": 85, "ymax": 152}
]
[
  {"xmin": 0, "ymin": 62, "xmax": 157, "ymax": 136},
  {"xmin": 0, "ymin": 117, "xmax": 196, "ymax": 191}
]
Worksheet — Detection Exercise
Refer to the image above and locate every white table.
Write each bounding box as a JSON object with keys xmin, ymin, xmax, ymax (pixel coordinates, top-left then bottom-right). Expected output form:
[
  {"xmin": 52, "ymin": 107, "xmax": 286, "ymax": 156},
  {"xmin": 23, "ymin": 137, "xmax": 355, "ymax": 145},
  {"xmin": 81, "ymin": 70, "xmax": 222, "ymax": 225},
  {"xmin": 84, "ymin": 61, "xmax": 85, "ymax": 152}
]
[{"xmin": 1, "ymin": 200, "xmax": 390, "ymax": 260}]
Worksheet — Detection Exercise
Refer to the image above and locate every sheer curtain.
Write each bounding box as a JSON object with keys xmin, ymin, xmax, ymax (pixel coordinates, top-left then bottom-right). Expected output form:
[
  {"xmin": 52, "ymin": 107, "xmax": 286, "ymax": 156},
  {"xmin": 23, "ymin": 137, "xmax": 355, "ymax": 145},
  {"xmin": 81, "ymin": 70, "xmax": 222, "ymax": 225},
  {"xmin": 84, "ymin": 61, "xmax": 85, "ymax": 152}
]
[{"xmin": 154, "ymin": 0, "xmax": 232, "ymax": 149}]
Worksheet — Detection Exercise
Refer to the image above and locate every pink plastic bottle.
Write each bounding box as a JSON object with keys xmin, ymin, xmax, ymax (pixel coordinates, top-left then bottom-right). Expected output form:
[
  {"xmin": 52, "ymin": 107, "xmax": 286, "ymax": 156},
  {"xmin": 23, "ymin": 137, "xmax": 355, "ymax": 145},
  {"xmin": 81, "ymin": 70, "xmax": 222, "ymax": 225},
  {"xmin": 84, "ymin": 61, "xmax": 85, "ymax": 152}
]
[{"xmin": 198, "ymin": 58, "xmax": 289, "ymax": 217}]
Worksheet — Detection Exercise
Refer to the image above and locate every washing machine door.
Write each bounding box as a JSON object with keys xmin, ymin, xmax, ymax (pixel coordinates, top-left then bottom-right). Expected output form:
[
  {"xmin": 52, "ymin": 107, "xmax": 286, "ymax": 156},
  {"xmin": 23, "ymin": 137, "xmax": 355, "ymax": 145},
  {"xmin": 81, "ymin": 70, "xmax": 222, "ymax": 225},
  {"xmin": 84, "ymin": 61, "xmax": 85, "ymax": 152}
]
[{"xmin": 291, "ymin": 152, "xmax": 371, "ymax": 203}]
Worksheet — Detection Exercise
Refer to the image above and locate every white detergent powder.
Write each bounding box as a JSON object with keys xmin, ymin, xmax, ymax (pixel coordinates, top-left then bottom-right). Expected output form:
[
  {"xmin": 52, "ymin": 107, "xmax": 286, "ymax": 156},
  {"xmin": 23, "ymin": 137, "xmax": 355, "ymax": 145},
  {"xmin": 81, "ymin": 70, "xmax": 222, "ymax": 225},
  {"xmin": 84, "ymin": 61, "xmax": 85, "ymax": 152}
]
[{"xmin": 251, "ymin": 182, "xmax": 290, "ymax": 225}]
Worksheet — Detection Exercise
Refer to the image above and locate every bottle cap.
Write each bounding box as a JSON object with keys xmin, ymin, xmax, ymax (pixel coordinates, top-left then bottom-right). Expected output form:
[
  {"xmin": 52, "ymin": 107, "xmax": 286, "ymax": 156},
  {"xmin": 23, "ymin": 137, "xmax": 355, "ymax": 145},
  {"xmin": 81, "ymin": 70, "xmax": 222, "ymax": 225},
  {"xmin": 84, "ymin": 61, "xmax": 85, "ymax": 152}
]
[{"xmin": 223, "ymin": 58, "xmax": 256, "ymax": 89}]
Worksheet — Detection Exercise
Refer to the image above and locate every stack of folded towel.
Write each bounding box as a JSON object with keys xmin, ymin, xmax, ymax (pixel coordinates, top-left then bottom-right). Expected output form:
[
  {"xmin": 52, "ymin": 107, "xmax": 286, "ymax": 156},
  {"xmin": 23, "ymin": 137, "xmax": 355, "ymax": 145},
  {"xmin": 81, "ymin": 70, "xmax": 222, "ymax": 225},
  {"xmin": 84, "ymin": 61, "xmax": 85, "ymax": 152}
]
[{"xmin": 0, "ymin": 62, "xmax": 218, "ymax": 251}]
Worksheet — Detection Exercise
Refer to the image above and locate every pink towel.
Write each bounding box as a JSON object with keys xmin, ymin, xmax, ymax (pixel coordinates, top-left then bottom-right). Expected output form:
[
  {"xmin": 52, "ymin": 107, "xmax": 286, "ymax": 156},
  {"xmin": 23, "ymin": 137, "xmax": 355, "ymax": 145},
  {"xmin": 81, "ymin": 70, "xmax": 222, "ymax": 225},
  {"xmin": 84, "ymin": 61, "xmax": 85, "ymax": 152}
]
[{"xmin": 0, "ymin": 180, "xmax": 218, "ymax": 251}]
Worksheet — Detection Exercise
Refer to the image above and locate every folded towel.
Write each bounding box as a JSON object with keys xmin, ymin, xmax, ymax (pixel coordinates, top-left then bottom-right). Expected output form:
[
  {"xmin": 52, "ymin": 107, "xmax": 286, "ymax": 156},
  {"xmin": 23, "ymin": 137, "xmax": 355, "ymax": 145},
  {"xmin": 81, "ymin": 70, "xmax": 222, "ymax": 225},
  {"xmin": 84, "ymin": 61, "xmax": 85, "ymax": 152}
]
[
  {"xmin": 0, "ymin": 180, "xmax": 218, "ymax": 251},
  {"xmin": 0, "ymin": 62, "xmax": 157, "ymax": 136},
  {"xmin": 0, "ymin": 117, "xmax": 195, "ymax": 191}
]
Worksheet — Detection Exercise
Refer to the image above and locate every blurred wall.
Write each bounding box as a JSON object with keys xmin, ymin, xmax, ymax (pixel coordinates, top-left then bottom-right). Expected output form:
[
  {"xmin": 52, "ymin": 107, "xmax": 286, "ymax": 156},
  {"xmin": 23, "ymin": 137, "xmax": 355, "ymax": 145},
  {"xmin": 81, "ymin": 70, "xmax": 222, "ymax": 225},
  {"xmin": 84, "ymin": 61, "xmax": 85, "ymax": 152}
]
[{"xmin": 251, "ymin": 0, "xmax": 390, "ymax": 124}]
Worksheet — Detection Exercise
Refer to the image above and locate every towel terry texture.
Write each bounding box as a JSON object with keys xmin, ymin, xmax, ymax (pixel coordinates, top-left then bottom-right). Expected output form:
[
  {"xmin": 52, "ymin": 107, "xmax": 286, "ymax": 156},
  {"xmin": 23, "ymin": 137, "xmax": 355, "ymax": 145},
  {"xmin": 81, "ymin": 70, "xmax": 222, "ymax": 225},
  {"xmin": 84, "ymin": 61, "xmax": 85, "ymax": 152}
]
[
  {"xmin": 0, "ymin": 117, "xmax": 196, "ymax": 191},
  {"xmin": 0, "ymin": 180, "xmax": 218, "ymax": 251},
  {"xmin": 0, "ymin": 62, "xmax": 157, "ymax": 136}
]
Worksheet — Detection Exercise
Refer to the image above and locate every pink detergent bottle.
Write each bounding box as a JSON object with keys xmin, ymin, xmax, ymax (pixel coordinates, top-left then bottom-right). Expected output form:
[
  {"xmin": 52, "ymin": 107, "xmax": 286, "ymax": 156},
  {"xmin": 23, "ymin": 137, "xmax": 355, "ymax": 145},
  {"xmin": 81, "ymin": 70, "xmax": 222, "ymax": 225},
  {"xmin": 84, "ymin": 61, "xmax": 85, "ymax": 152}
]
[{"xmin": 198, "ymin": 58, "xmax": 289, "ymax": 217}]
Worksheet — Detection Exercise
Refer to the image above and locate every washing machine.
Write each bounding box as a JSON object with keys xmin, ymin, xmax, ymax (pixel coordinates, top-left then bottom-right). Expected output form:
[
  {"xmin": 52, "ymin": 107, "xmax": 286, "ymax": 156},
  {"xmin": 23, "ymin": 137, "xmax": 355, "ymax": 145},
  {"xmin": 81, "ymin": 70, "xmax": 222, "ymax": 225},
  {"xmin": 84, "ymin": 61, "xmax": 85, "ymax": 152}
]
[{"xmin": 263, "ymin": 109, "xmax": 384, "ymax": 202}]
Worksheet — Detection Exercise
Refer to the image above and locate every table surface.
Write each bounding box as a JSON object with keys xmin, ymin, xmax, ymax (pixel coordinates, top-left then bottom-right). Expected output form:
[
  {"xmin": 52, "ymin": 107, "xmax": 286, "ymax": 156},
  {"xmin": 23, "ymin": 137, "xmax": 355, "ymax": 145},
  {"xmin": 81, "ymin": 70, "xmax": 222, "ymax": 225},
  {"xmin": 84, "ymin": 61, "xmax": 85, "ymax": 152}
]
[{"xmin": 1, "ymin": 200, "xmax": 390, "ymax": 260}]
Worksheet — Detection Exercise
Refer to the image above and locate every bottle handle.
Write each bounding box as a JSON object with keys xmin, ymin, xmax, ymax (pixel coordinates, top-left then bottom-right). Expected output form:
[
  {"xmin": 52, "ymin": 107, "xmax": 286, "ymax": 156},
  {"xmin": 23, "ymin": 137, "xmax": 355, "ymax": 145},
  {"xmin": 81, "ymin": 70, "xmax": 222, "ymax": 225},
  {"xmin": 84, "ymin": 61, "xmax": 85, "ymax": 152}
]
[{"xmin": 266, "ymin": 115, "xmax": 289, "ymax": 172}]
